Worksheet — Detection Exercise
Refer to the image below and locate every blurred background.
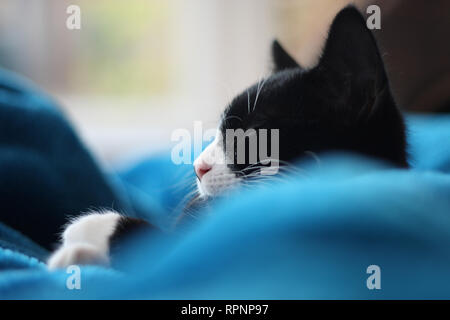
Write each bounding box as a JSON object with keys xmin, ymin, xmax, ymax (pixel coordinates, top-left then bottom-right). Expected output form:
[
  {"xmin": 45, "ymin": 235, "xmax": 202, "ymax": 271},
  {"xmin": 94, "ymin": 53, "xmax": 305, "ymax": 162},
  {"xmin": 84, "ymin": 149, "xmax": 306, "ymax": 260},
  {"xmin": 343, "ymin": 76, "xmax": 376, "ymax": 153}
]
[{"xmin": 0, "ymin": 0, "xmax": 448, "ymax": 163}]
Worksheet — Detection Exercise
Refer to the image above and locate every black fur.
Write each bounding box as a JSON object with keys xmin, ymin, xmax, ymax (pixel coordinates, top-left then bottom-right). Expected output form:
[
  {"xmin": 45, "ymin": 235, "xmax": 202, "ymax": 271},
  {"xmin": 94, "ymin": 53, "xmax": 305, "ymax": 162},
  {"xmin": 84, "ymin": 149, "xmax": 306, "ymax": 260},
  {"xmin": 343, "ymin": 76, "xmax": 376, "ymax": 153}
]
[
  {"xmin": 220, "ymin": 6, "xmax": 408, "ymax": 178},
  {"xmin": 271, "ymin": 40, "xmax": 301, "ymax": 72},
  {"xmin": 109, "ymin": 216, "xmax": 153, "ymax": 251}
]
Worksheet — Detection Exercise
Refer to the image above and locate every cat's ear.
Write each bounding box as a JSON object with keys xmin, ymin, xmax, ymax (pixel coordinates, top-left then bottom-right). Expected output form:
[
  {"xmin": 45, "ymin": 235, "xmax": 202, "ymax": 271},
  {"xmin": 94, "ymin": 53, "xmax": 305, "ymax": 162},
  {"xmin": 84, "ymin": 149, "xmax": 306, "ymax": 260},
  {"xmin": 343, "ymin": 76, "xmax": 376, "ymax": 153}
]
[
  {"xmin": 271, "ymin": 40, "xmax": 302, "ymax": 72},
  {"xmin": 317, "ymin": 6, "xmax": 389, "ymax": 113}
]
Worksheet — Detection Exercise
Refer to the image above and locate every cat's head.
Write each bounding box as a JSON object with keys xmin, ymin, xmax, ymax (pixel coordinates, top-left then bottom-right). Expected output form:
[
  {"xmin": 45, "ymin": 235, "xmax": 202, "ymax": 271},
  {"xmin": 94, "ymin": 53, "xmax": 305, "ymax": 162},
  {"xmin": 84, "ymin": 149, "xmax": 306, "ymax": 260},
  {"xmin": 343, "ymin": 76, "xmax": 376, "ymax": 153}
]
[{"xmin": 194, "ymin": 6, "xmax": 407, "ymax": 198}]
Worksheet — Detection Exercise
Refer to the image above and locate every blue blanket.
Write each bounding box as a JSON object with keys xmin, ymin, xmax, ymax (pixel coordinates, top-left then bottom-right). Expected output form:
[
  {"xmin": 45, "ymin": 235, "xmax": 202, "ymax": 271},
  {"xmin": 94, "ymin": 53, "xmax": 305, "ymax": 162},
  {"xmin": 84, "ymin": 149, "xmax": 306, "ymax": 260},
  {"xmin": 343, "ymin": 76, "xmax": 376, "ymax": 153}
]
[{"xmin": 0, "ymin": 68, "xmax": 450, "ymax": 299}]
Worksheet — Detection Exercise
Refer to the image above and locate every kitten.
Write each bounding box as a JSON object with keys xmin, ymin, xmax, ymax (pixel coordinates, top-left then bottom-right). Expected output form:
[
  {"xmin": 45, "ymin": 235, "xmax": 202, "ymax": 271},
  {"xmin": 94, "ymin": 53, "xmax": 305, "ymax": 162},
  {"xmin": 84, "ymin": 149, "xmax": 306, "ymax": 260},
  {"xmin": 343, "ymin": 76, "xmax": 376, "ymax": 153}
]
[{"xmin": 47, "ymin": 6, "xmax": 407, "ymax": 269}]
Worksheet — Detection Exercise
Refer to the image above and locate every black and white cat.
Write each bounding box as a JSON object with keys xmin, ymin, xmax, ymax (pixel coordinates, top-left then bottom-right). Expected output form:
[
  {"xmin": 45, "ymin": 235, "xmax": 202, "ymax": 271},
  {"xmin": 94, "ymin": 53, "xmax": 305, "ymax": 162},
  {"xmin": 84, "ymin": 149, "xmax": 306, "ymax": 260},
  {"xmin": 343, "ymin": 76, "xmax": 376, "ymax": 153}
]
[{"xmin": 47, "ymin": 6, "xmax": 407, "ymax": 269}]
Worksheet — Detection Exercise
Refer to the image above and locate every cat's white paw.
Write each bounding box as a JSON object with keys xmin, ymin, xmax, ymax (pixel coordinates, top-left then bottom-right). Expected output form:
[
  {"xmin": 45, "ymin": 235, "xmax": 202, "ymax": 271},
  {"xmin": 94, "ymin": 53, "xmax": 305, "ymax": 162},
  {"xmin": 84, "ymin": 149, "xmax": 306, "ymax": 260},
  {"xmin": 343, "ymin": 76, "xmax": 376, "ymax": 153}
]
[
  {"xmin": 47, "ymin": 211, "xmax": 121, "ymax": 270},
  {"xmin": 47, "ymin": 243, "xmax": 108, "ymax": 270}
]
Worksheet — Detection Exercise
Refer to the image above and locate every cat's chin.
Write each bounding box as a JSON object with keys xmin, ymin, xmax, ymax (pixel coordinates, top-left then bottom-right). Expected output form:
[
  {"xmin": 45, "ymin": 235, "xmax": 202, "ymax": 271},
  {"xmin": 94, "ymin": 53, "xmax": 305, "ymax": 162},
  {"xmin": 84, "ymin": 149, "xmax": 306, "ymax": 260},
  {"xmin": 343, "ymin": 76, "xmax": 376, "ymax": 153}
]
[{"xmin": 196, "ymin": 171, "xmax": 241, "ymax": 198}]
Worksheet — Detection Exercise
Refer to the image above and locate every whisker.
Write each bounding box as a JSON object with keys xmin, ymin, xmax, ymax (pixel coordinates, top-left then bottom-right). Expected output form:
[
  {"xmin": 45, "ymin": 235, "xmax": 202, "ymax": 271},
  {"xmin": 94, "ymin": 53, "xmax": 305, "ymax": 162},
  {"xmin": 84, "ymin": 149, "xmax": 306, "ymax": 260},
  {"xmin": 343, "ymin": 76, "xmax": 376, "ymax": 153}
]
[
  {"xmin": 304, "ymin": 151, "xmax": 322, "ymax": 166},
  {"xmin": 253, "ymin": 76, "xmax": 268, "ymax": 112},
  {"xmin": 170, "ymin": 188, "xmax": 201, "ymax": 219},
  {"xmin": 247, "ymin": 89, "xmax": 251, "ymax": 114}
]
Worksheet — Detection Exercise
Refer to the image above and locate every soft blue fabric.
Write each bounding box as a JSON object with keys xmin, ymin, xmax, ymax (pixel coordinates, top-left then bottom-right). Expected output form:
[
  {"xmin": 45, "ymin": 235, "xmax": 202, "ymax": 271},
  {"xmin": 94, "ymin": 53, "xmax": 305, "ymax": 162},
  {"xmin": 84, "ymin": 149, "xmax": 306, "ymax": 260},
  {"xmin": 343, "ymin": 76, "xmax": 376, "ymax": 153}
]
[
  {"xmin": 0, "ymin": 68, "xmax": 131, "ymax": 251},
  {"xmin": 0, "ymin": 68, "xmax": 450, "ymax": 299}
]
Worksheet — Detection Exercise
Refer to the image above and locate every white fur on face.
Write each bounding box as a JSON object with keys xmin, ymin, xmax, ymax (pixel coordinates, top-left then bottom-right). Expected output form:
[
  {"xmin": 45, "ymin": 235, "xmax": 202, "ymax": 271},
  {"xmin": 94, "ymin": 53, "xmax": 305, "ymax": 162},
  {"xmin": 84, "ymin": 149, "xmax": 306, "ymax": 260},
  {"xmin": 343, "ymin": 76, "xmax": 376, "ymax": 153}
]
[{"xmin": 194, "ymin": 131, "xmax": 241, "ymax": 197}]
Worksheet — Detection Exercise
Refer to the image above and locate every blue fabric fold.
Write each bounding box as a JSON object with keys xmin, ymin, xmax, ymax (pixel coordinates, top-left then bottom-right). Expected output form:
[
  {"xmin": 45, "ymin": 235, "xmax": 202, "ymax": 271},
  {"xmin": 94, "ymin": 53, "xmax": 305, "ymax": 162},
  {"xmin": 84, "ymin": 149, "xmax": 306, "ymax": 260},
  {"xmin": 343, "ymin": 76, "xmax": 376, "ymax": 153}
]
[{"xmin": 0, "ymin": 68, "xmax": 450, "ymax": 299}]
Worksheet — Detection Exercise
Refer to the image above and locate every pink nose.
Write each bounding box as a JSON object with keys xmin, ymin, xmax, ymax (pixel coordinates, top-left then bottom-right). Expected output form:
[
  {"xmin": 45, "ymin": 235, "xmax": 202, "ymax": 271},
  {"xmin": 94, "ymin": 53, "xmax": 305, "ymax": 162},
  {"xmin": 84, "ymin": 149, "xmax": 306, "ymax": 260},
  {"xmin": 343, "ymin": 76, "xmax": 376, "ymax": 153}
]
[{"xmin": 194, "ymin": 159, "xmax": 212, "ymax": 181}]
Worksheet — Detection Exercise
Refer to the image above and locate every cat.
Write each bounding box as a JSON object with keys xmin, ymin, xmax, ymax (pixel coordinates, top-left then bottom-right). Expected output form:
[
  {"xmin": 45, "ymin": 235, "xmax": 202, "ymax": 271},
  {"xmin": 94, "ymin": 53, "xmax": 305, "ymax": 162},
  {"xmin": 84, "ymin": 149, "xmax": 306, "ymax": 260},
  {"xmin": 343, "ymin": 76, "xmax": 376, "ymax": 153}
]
[{"xmin": 47, "ymin": 6, "xmax": 407, "ymax": 269}]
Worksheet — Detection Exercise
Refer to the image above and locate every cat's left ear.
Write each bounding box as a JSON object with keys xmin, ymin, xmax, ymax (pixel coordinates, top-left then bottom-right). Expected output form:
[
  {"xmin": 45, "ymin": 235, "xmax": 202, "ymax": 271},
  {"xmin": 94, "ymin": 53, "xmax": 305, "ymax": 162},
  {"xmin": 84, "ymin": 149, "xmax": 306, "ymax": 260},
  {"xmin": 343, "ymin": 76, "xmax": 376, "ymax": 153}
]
[{"xmin": 271, "ymin": 40, "xmax": 302, "ymax": 72}]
